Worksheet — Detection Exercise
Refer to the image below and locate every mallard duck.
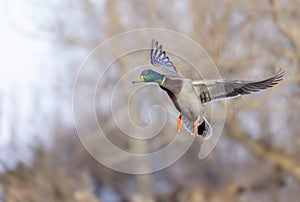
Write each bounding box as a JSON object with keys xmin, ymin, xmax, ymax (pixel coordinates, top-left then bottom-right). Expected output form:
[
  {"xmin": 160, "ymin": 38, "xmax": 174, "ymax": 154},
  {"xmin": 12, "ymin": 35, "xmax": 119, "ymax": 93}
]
[{"xmin": 132, "ymin": 39, "xmax": 284, "ymax": 139}]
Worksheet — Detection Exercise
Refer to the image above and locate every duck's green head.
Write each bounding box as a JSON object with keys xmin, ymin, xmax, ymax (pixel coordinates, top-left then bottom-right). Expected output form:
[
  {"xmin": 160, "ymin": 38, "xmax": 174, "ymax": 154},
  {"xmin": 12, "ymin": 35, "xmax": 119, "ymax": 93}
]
[{"xmin": 132, "ymin": 69, "xmax": 164, "ymax": 84}]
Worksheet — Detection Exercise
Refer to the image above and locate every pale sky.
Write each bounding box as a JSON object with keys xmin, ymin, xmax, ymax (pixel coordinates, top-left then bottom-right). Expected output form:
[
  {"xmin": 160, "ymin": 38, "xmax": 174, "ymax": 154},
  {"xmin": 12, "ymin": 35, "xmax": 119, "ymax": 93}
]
[{"xmin": 0, "ymin": 1, "xmax": 54, "ymax": 171}]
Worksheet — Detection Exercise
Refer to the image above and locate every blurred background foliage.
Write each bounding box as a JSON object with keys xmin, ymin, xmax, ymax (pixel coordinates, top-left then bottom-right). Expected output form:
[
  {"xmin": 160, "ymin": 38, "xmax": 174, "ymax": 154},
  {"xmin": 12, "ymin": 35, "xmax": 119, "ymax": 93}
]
[{"xmin": 0, "ymin": 0, "xmax": 300, "ymax": 201}]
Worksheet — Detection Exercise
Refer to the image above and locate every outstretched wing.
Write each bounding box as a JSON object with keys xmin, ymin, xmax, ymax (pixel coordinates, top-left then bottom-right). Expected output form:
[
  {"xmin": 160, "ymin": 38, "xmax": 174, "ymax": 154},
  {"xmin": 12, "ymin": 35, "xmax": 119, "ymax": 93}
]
[
  {"xmin": 192, "ymin": 69, "xmax": 285, "ymax": 103},
  {"xmin": 149, "ymin": 39, "xmax": 179, "ymax": 76}
]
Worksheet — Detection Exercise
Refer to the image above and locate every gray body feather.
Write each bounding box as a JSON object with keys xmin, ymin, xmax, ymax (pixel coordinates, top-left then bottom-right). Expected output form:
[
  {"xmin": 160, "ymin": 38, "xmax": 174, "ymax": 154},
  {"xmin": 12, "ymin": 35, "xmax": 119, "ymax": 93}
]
[{"xmin": 160, "ymin": 76, "xmax": 211, "ymax": 137}]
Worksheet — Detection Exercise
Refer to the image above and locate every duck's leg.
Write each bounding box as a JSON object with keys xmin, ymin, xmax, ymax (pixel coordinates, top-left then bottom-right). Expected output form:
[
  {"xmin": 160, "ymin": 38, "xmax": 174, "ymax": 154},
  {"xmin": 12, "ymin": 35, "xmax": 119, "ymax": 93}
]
[
  {"xmin": 177, "ymin": 114, "xmax": 182, "ymax": 134},
  {"xmin": 193, "ymin": 117, "xmax": 200, "ymax": 138}
]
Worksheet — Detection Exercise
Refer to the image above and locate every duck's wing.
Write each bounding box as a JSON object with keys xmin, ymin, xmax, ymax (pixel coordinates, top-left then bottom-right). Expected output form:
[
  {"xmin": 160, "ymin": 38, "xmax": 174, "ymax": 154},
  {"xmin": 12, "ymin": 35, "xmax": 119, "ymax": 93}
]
[
  {"xmin": 192, "ymin": 69, "xmax": 284, "ymax": 103},
  {"xmin": 149, "ymin": 39, "xmax": 179, "ymax": 76}
]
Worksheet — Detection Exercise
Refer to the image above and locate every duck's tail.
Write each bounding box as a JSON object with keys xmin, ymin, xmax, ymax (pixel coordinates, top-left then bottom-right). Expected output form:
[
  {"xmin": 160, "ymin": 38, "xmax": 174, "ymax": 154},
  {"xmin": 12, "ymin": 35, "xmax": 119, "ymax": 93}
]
[{"xmin": 182, "ymin": 116, "xmax": 212, "ymax": 139}]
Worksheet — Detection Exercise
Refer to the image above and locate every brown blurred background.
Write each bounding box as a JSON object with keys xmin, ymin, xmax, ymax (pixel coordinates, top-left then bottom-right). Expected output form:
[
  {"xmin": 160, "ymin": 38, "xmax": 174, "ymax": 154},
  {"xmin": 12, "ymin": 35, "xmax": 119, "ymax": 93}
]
[{"xmin": 0, "ymin": 0, "xmax": 299, "ymax": 202}]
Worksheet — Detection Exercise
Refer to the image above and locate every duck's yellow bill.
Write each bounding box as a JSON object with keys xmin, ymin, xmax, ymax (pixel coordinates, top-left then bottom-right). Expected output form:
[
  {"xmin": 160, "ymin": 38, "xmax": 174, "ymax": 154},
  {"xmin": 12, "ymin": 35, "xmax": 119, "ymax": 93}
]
[{"xmin": 132, "ymin": 76, "xmax": 144, "ymax": 83}]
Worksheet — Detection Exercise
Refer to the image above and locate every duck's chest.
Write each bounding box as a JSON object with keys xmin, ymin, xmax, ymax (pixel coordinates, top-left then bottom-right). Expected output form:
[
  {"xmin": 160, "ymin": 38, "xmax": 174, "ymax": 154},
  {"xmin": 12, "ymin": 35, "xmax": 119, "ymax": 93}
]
[{"xmin": 160, "ymin": 78, "xmax": 203, "ymax": 120}]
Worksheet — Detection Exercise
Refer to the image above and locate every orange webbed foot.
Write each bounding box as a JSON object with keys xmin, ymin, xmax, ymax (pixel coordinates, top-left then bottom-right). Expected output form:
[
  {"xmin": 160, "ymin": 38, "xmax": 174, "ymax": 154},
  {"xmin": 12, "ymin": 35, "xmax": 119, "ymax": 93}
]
[
  {"xmin": 193, "ymin": 117, "xmax": 200, "ymax": 138},
  {"xmin": 177, "ymin": 114, "xmax": 182, "ymax": 134}
]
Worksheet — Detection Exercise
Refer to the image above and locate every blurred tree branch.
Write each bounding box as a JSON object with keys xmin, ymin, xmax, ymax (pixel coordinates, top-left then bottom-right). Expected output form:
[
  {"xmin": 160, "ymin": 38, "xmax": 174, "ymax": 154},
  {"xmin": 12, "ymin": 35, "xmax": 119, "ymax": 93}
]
[
  {"xmin": 226, "ymin": 112, "xmax": 300, "ymax": 183},
  {"xmin": 270, "ymin": 0, "xmax": 300, "ymax": 81},
  {"xmin": 270, "ymin": 0, "xmax": 300, "ymax": 57}
]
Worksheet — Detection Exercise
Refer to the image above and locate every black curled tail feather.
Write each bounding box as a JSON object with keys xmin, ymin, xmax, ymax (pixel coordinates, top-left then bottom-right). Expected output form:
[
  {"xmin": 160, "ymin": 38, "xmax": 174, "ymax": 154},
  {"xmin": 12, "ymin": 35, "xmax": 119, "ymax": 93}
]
[{"xmin": 200, "ymin": 117, "xmax": 212, "ymax": 139}]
